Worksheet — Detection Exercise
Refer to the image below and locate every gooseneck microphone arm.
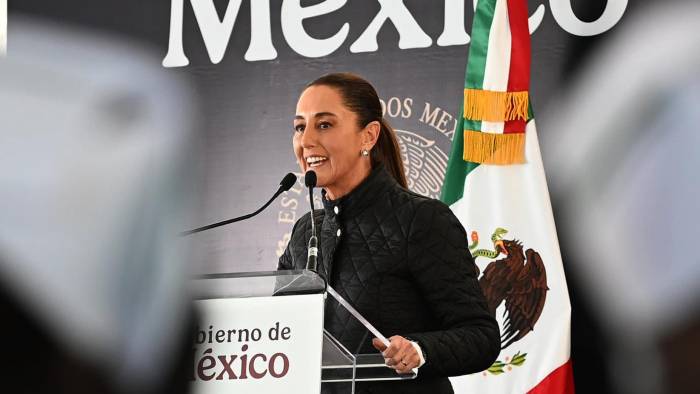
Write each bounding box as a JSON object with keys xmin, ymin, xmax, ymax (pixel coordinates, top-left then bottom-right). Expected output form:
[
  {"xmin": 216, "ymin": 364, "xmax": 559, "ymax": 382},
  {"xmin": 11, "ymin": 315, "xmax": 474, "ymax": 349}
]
[
  {"xmin": 182, "ymin": 173, "xmax": 297, "ymax": 236},
  {"xmin": 305, "ymin": 171, "xmax": 319, "ymax": 272}
]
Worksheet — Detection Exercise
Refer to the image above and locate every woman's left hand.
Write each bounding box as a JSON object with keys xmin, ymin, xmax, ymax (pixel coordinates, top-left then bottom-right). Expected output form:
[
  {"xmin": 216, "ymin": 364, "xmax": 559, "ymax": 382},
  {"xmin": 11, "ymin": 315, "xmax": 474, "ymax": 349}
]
[{"xmin": 372, "ymin": 335, "xmax": 420, "ymax": 374}]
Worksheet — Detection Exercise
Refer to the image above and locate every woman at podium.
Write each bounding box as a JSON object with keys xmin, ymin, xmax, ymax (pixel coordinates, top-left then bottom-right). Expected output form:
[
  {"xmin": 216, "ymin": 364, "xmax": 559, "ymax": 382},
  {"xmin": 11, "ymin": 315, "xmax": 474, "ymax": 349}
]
[{"xmin": 278, "ymin": 73, "xmax": 500, "ymax": 394}]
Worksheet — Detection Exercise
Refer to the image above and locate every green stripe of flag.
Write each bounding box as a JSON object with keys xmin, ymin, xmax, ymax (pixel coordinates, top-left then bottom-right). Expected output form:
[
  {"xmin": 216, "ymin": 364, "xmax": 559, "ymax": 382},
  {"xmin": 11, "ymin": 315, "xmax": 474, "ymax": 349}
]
[
  {"xmin": 441, "ymin": 0, "xmax": 497, "ymax": 206},
  {"xmin": 465, "ymin": 0, "xmax": 498, "ymax": 89}
]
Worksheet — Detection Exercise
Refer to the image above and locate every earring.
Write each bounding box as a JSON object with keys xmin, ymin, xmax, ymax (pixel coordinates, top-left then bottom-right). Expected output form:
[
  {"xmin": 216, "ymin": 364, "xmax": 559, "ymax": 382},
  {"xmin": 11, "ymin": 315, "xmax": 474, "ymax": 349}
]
[{"xmin": 361, "ymin": 149, "xmax": 370, "ymax": 157}]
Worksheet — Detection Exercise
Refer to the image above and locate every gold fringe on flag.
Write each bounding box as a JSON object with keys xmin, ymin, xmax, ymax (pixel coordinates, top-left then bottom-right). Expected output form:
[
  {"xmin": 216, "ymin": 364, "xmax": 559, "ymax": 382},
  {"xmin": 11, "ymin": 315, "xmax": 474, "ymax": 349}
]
[
  {"xmin": 463, "ymin": 89, "xmax": 529, "ymax": 122},
  {"xmin": 463, "ymin": 130, "xmax": 526, "ymax": 165}
]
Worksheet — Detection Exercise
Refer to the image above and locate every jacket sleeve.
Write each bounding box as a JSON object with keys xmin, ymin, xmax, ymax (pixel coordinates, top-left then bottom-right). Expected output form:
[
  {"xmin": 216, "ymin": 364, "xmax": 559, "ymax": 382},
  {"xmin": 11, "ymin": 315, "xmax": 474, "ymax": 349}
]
[
  {"xmin": 277, "ymin": 240, "xmax": 294, "ymax": 270},
  {"xmin": 404, "ymin": 199, "xmax": 500, "ymax": 377},
  {"xmin": 277, "ymin": 217, "xmax": 301, "ymax": 271}
]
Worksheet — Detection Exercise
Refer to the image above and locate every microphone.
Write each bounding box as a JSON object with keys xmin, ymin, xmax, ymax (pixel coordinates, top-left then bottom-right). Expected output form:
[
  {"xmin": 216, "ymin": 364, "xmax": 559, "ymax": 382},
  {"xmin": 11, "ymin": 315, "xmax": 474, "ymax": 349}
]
[
  {"xmin": 304, "ymin": 171, "xmax": 319, "ymax": 272},
  {"xmin": 182, "ymin": 173, "xmax": 297, "ymax": 235}
]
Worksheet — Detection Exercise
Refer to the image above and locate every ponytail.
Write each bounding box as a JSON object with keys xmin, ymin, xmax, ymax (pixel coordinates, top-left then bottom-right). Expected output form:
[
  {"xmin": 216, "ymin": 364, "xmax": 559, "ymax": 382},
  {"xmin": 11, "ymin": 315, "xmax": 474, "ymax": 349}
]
[{"xmin": 372, "ymin": 118, "xmax": 407, "ymax": 188}]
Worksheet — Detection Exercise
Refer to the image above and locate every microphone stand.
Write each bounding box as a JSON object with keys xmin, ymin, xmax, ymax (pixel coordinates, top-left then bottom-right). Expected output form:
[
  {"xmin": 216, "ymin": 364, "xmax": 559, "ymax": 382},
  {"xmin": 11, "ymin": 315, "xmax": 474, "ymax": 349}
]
[
  {"xmin": 182, "ymin": 173, "xmax": 296, "ymax": 235},
  {"xmin": 305, "ymin": 171, "xmax": 319, "ymax": 273}
]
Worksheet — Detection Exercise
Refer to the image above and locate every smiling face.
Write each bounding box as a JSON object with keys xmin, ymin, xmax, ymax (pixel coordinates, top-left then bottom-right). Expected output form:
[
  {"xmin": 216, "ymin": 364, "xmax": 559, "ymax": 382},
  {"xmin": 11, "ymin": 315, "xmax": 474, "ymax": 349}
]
[{"xmin": 293, "ymin": 85, "xmax": 379, "ymax": 200}]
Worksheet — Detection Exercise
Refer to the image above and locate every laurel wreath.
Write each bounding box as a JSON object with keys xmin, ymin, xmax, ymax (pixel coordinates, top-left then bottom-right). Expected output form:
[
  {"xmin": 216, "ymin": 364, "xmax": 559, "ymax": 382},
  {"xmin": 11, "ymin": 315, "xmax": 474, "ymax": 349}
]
[{"xmin": 487, "ymin": 351, "xmax": 527, "ymax": 375}]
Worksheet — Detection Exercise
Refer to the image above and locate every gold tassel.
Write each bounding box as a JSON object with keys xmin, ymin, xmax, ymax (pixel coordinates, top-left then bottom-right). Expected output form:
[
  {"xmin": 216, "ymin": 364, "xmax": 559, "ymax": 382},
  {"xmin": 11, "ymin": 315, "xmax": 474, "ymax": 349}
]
[
  {"xmin": 463, "ymin": 89, "xmax": 529, "ymax": 122},
  {"xmin": 463, "ymin": 130, "xmax": 526, "ymax": 165}
]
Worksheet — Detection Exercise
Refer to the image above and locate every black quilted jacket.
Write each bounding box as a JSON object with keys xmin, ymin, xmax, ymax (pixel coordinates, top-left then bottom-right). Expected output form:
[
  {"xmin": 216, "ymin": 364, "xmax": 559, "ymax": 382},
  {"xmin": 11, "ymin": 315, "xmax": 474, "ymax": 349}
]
[{"xmin": 278, "ymin": 165, "xmax": 500, "ymax": 394}]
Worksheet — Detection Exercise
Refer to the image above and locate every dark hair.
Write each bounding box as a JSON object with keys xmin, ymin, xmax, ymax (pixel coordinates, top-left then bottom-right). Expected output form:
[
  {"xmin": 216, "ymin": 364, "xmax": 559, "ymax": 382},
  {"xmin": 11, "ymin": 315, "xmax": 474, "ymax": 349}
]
[{"xmin": 306, "ymin": 73, "xmax": 408, "ymax": 189}]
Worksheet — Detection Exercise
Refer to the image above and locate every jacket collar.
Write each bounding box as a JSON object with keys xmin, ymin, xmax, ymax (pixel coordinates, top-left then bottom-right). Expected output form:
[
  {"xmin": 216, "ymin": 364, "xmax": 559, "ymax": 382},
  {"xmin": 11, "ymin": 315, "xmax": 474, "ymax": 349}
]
[{"xmin": 321, "ymin": 163, "xmax": 396, "ymax": 220}]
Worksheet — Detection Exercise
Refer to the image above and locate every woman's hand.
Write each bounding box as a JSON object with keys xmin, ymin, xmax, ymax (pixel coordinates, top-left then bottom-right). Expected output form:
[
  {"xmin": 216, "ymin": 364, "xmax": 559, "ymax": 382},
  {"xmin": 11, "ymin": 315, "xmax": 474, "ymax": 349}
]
[{"xmin": 372, "ymin": 335, "xmax": 420, "ymax": 374}]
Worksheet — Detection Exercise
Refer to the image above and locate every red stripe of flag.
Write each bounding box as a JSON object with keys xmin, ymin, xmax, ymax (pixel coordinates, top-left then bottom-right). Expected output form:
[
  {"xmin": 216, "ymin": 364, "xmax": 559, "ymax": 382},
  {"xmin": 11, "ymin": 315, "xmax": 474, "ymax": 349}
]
[
  {"xmin": 527, "ymin": 360, "xmax": 576, "ymax": 394},
  {"xmin": 504, "ymin": 0, "xmax": 530, "ymax": 134}
]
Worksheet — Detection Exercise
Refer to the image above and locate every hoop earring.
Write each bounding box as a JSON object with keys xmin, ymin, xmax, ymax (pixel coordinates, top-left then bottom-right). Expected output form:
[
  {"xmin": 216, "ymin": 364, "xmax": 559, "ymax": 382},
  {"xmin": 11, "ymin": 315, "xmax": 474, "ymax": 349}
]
[{"xmin": 361, "ymin": 149, "xmax": 370, "ymax": 157}]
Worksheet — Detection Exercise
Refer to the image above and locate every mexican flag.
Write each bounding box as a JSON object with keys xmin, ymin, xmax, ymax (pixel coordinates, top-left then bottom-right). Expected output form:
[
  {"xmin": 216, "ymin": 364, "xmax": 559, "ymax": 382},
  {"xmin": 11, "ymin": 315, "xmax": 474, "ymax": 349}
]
[{"xmin": 442, "ymin": 0, "xmax": 574, "ymax": 392}]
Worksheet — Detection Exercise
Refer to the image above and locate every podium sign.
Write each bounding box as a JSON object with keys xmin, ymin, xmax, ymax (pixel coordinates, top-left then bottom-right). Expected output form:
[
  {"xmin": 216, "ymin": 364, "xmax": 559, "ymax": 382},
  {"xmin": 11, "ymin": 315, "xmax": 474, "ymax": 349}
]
[{"xmin": 191, "ymin": 294, "xmax": 324, "ymax": 394}]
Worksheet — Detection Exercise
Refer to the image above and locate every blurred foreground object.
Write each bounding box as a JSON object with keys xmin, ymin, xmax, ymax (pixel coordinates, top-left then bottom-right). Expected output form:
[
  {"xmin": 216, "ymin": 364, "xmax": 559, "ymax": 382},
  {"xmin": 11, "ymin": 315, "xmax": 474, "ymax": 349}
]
[
  {"xmin": 0, "ymin": 15, "xmax": 198, "ymax": 393},
  {"xmin": 1, "ymin": 0, "xmax": 6, "ymax": 55},
  {"xmin": 542, "ymin": 2, "xmax": 700, "ymax": 394}
]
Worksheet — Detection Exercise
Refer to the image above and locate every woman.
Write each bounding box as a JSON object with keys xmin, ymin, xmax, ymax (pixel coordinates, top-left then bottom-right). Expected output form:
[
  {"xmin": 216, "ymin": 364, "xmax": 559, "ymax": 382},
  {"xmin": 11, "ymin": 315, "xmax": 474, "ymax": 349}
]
[{"xmin": 278, "ymin": 73, "xmax": 500, "ymax": 393}]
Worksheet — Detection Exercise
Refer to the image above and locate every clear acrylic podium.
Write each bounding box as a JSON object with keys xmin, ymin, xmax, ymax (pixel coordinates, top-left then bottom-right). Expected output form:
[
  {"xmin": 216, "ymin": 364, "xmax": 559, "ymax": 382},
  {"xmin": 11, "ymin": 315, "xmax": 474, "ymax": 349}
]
[{"xmin": 191, "ymin": 269, "xmax": 417, "ymax": 394}]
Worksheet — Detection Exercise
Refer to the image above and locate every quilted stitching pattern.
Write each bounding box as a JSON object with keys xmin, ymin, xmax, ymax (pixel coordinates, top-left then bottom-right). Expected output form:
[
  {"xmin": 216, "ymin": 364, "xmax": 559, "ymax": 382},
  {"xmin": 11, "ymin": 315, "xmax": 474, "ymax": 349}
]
[{"xmin": 278, "ymin": 166, "xmax": 500, "ymax": 393}]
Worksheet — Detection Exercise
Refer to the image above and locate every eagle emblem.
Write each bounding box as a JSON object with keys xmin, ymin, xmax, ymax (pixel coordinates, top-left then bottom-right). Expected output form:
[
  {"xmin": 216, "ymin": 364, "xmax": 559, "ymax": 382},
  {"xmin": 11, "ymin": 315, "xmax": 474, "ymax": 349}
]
[
  {"xmin": 470, "ymin": 228, "xmax": 549, "ymax": 374},
  {"xmin": 395, "ymin": 129, "xmax": 448, "ymax": 200}
]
